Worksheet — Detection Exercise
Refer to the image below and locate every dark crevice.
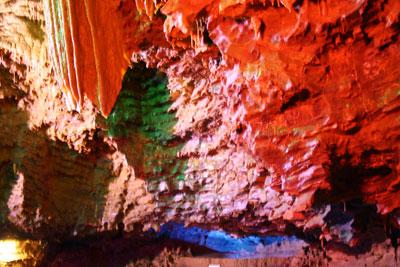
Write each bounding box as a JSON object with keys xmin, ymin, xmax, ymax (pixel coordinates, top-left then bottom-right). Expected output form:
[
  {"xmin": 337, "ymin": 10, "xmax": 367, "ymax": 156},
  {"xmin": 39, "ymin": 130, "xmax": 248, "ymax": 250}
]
[
  {"xmin": 280, "ymin": 89, "xmax": 311, "ymax": 112},
  {"xmin": 315, "ymin": 147, "xmax": 393, "ymax": 205},
  {"xmin": 293, "ymin": 0, "xmax": 304, "ymax": 12}
]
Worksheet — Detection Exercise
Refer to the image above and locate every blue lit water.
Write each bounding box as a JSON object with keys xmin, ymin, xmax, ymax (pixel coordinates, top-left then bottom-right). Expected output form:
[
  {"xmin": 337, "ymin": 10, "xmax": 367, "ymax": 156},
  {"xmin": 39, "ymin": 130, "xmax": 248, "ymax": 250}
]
[{"xmin": 157, "ymin": 223, "xmax": 306, "ymax": 258}]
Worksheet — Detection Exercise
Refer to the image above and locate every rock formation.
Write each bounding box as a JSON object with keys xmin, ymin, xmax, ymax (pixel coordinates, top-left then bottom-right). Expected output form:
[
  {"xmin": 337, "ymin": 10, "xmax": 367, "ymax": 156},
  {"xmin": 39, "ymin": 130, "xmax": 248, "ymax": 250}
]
[{"xmin": 0, "ymin": 0, "xmax": 399, "ymax": 259}]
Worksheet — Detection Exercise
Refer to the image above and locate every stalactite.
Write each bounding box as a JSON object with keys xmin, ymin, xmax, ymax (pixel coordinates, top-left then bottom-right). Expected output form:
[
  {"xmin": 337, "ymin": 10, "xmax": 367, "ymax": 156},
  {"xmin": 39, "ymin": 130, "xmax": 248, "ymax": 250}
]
[{"xmin": 42, "ymin": 0, "xmax": 132, "ymax": 116}]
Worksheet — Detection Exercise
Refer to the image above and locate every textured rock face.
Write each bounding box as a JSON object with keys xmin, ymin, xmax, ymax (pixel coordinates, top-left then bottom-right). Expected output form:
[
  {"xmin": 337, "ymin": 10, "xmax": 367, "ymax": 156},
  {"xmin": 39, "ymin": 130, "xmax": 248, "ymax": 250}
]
[{"xmin": 0, "ymin": 0, "xmax": 399, "ymax": 253}]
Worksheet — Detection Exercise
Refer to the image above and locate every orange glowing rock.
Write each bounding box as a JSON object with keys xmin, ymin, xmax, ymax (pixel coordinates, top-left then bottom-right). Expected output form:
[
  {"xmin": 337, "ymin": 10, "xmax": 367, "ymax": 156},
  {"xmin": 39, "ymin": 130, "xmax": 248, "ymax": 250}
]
[
  {"xmin": 44, "ymin": 0, "xmax": 132, "ymax": 116},
  {"xmin": 0, "ymin": 239, "xmax": 45, "ymax": 265},
  {"xmin": 161, "ymin": 0, "xmax": 214, "ymax": 48}
]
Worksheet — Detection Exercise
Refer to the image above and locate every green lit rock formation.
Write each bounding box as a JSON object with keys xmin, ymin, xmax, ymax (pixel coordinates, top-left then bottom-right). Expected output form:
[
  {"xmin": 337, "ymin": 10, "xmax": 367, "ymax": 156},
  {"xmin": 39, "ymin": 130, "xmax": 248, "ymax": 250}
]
[{"xmin": 106, "ymin": 64, "xmax": 186, "ymax": 195}]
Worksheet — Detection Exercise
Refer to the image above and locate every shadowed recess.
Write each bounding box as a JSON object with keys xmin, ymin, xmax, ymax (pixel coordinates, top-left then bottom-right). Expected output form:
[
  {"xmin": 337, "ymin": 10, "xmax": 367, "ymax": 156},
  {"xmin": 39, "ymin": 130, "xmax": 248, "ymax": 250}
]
[{"xmin": 0, "ymin": 162, "xmax": 17, "ymax": 225}]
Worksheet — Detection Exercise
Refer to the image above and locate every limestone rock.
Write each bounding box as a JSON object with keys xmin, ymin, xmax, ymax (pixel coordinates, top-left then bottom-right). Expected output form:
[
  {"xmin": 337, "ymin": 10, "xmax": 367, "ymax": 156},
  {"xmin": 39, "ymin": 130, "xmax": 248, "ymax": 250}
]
[{"xmin": 0, "ymin": 0, "xmax": 398, "ymax": 252}]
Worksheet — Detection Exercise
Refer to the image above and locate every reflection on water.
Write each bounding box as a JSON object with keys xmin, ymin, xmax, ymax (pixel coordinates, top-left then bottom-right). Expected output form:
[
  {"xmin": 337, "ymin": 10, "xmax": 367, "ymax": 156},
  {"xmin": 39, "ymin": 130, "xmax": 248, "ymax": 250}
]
[
  {"xmin": 158, "ymin": 223, "xmax": 306, "ymax": 258},
  {"xmin": 0, "ymin": 239, "xmax": 45, "ymax": 266},
  {"xmin": 0, "ymin": 224, "xmax": 304, "ymax": 265}
]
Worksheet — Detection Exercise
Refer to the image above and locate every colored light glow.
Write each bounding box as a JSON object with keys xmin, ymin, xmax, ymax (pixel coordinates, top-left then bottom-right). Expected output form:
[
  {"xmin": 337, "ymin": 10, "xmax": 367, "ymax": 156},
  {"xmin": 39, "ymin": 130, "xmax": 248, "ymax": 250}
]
[
  {"xmin": 157, "ymin": 223, "xmax": 305, "ymax": 258},
  {"xmin": 0, "ymin": 239, "xmax": 26, "ymax": 263}
]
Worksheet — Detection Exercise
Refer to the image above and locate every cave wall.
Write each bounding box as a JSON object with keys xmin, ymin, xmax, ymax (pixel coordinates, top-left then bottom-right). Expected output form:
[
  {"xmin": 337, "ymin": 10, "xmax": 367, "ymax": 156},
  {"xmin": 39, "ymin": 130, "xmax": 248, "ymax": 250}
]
[{"xmin": 0, "ymin": 0, "xmax": 399, "ymax": 250}]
